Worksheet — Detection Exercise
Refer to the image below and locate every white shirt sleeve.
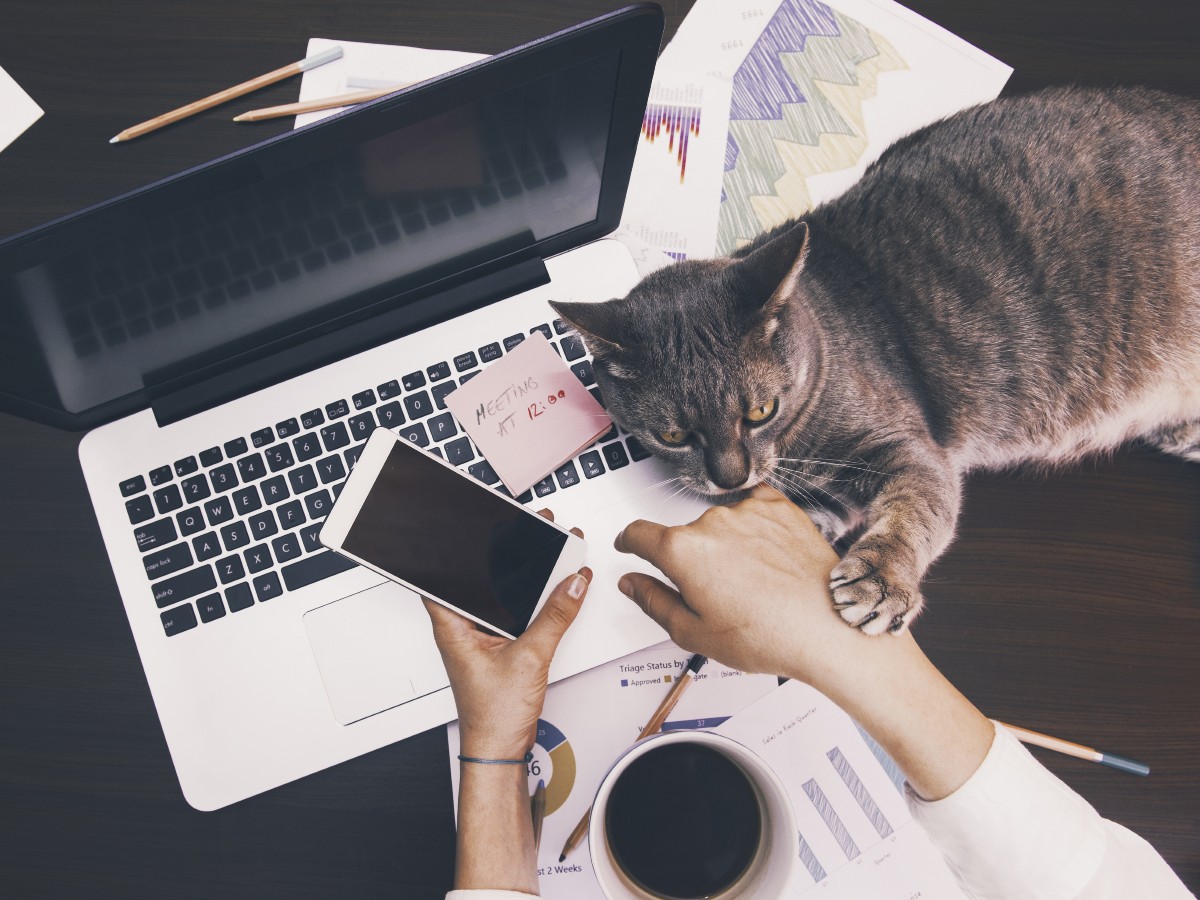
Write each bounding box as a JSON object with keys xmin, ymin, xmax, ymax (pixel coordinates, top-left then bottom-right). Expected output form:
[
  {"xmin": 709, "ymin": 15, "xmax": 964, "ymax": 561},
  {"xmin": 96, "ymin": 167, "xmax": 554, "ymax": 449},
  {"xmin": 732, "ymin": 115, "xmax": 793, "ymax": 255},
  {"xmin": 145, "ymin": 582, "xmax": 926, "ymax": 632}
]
[
  {"xmin": 445, "ymin": 891, "xmax": 539, "ymax": 899},
  {"xmin": 906, "ymin": 721, "xmax": 1195, "ymax": 900}
]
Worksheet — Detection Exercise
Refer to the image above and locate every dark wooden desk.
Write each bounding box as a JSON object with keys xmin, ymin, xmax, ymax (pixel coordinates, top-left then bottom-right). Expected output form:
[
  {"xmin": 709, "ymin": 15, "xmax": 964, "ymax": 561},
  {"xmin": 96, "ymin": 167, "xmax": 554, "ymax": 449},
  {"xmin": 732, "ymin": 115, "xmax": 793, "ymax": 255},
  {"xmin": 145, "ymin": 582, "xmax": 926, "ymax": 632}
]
[{"xmin": 1, "ymin": 1, "xmax": 1196, "ymax": 896}]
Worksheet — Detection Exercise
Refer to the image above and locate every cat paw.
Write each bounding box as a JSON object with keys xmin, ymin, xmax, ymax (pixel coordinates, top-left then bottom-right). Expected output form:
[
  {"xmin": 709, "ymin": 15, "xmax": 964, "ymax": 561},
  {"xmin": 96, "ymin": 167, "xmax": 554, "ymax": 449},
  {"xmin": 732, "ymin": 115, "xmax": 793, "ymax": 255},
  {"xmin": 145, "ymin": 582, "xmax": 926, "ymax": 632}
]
[{"xmin": 829, "ymin": 551, "xmax": 923, "ymax": 636}]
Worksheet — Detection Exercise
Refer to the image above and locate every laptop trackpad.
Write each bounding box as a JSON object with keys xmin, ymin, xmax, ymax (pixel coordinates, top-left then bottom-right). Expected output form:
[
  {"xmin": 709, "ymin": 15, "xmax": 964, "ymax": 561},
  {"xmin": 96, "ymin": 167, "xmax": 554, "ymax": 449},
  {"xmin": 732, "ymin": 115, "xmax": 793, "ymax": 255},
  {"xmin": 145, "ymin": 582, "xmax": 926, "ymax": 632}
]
[{"xmin": 303, "ymin": 582, "xmax": 451, "ymax": 725}]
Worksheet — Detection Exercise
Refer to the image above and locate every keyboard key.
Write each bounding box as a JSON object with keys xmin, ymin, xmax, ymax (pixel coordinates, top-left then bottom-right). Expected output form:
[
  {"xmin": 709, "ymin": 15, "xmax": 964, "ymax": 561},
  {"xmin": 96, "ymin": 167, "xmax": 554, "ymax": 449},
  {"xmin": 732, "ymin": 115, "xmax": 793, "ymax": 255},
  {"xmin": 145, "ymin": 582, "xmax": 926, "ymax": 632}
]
[
  {"xmin": 161, "ymin": 603, "xmax": 198, "ymax": 636},
  {"xmin": 503, "ymin": 333, "xmax": 525, "ymax": 351},
  {"xmin": 554, "ymin": 461, "xmax": 580, "ymax": 488},
  {"xmin": 236, "ymin": 452, "xmax": 267, "ymax": 482},
  {"xmin": 300, "ymin": 408, "xmax": 325, "ymax": 430},
  {"xmin": 225, "ymin": 583, "xmax": 254, "ymax": 612},
  {"xmin": 400, "ymin": 422, "xmax": 429, "ymax": 447},
  {"xmin": 204, "ymin": 497, "xmax": 233, "ymax": 526},
  {"xmin": 153, "ymin": 565, "xmax": 216, "ymax": 608},
  {"xmin": 579, "ymin": 450, "xmax": 604, "ymax": 479},
  {"xmin": 444, "ymin": 437, "xmax": 475, "ymax": 465},
  {"xmin": 288, "ymin": 465, "xmax": 318, "ymax": 494},
  {"xmin": 199, "ymin": 447, "xmax": 222, "ymax": 467},
  {"xmin": 249, "ymin": 510, "xmax": 278, "ymax": 541},
  {"xmin": 276, "ymin": 417, "xmax": 300, "ymax": 439},
  {"xmin": 530, "ymin": 323, "xmax": 552, "ymax": 341},
  {"xmin": 293, "ymin": 432, "xmax": 322, "ymax": 461},
  {"xmin": 453, "ymin": 351, "xmax": 478, "ymax": 372},
  {"xmin": 220, "ymin": 521, "xmax": 250, "ymax": 552},
  {"xmin": 344, "ymin": 444, "xmax": 364, "ymax": 471},
  {"xmin": 560, "ymin": 334, "xmax": 587, "ymax": 361},
  {"xmin": 468, "ymin": 460, "xmax": 500, "ymax": 485},
  {"xmin": 300, "ymin": 524, "xmax": 323, "ymax": 553},
  {"xmin": 404, "ymin": 391, "xmax": 433, "ymax": 420},
  {"xmin": 126, "ymin": 495, "xmax": 154, "ymax": 524},
  {"xmin": 627, "ymin": 436, "xmax": 652, "ymax": 461},
  {"xmin": 223, "ymin": 437, "xmax": 248, "ymax": 457},
  {"xmin": 197, "ymin": 593, "xmax": 226, "ymax": 623},
  {"xmin": 317, "ymin": 455, "xmax": 346, "ymax": 484},
  {"xmin": 552, "ymin": 317, "xmax": 571, "ymax": 334},
  {"xmin": 602, "ymin": 441, "xmax": 630, "ymax": 471},
  {"xmin": 272, "ymin": 533, "xmax": 302, "ymax": 564},
  {"xmin": 376, "ymin": 401, "xmax": 404, "ymax": 428},
  {"xmin": 250, "ymin": 427, "xmax": 274, "ymax": 448},
  {"xmin": 282, "ymin": 550, "xmax": 355, "ymax": 592},
  {"xmin": 597, "ymin": 422, "xmax": 618, "ymax": 442},
  {"xmin": 479, "ymin": 341, "xmax": 502, "ymax": 363},
  {"xmin": 402, "ymin": 370, "xmax": 426, "ymax": 391},
  {"xmin": 181, "ymin": 474, "xmax": 211, "ymax": 503},
  {"xmin": 244, "ymin": 543, "xmax": 273, "ymax": 574},
  {"xmin": 119, "ymin": 475, "xmax": 146, "ymax": 497},
  {"xmin": 149, "ymin": 465, "xmax": 173, "ymax": 486},
  {"xmin": 570, "ymin": 360, "xmax": 595, "ymax": 386},
  {"xmin": 260, "ymin": 475, "xmax": 289, "ymax": 504},
  {"xmin": 352, "ymin": 389, "xmax": 376, "ymax": 410},
  {"xmin": 233, "ymin": 486, "xmax": 262, "ymax": 515},
  {"xmin": 174, "ymin": 456, "xmax": 198, "ymax": 477},
  {"xmin": 216, "ymin": 554, "xmax": 246, "ymax": 585},
  {"xmin": 192, "ymin": 532, "xmax": 221, "ymax": 561},
  {"xmin": 304, "ymin": 489, "xmax": 333, "ymax": 520},
  {"xmin": 153, "ymin": 484, "xmax": 183, "ymax": 515},
  {"xmin": 348, "ymin": 412, "xmax": 376, "ymax": 441},
  {"xmin": 590, "ymin": 386, "xmax": 606, "ymax": 409},
  {"xmin": 325, "ymin": 399, "xmax": 349, "ymax": 419},
  {"xmin": 176, "ymin": 507, "xmax": 205, "ymax": 536},
  {"xmin": 378, "ymin": 379, "xmax": 401, "ymax": 400},
  {"xmin": 278, "ymin": 500, "xmax": 306, "ymax": 530},
  {"xmin": 428, "ymin": 412, "xmax": 458, "ymax": 442},
  {"xmin": 209, "ymin": 463, "xmax": 238, "ymax": 493},
  {"xmin": 321, "ymin": 422, "xmax": 350, "ymax": 452},
  {"xmin": 427, "ymin": 361, "xmax": 452, "ymax": 382},
  {"xmin": 460, "ymin": 371, "xmax": 479, "ymax": 384},
  {"xmin": 135, "ymin": 518, "xmax": 178, "ymax": 553},
  {"xmin": 533, "ymin": 476, "xmax": 556, "ymax": 497},
  {"xmin": 517, "ymin": 490, "xmax": 534, "ymax": 504},
  {"xmin": 264, "ymin": 443, "xmax": 294, "ymax": 472},
  {"xmin": 253, "ymin": 572, "xmax": 284, "ymax": 602},
  {"xmin": 431, "ymin": 381, "xmax": 457, "ymax": 410}
]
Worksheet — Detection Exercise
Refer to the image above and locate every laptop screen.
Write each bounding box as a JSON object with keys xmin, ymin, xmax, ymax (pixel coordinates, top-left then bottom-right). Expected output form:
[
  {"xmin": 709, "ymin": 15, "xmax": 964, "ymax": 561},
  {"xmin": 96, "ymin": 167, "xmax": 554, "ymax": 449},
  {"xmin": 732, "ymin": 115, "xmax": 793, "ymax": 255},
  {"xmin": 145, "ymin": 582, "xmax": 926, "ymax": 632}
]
[{"xmin": 0, "ymin": 6, "xmax": 662, "ymax": 429}]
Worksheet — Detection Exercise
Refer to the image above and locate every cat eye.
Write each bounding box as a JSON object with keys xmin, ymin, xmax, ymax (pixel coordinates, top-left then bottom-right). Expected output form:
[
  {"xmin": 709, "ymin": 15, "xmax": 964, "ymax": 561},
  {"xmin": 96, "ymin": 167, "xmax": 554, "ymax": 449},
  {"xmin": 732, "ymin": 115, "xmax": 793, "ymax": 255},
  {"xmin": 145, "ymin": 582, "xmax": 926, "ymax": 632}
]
[
  {"xmin": 745, "ymin": 399, "xmax": 778, "ymax": 425},
  {"xmin": 659, "ymin": 428, "xmax": 690, "ymax": 446}
]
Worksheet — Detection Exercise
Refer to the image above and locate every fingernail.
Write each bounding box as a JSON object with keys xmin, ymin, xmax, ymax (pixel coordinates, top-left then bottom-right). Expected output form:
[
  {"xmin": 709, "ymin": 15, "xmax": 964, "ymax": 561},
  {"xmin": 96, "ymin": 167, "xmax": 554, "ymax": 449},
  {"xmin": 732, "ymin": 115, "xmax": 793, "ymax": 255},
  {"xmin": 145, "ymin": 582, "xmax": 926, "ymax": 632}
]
[
  {"xmin": 618, "ymin": 576, "xmax": 633, "ymax": 597},
  {"xmin": 567, "ymin": 574, "xmax": 588, "ymax": 600}
]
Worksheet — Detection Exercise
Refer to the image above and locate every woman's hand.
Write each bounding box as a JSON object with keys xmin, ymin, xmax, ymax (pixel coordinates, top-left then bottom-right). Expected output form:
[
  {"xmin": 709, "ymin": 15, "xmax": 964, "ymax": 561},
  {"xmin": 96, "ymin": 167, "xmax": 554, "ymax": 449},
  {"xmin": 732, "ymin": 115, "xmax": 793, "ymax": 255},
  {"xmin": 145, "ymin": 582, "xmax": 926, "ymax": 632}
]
[{"xmin": 423, "ymin": 516, "xmax": 590, "ymax": 760}]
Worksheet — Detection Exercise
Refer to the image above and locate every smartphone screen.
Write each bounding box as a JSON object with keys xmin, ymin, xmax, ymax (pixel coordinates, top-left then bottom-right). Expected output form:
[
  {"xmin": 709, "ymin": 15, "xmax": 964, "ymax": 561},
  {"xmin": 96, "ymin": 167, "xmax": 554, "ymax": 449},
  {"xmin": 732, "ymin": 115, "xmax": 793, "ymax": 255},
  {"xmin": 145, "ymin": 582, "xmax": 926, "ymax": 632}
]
[{"xmin": 341, "ymin": 440, "xmax": 568, "ymax": 637}]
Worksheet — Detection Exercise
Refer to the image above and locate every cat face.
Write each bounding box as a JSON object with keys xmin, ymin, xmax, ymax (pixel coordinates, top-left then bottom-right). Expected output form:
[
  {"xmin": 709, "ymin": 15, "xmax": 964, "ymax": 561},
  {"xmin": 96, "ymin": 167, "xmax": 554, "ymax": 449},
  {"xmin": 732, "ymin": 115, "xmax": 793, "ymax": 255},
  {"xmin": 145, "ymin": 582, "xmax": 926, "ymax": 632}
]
[{"xmin": 552, "ymin": 224, "xmax": 815, "ymax": 496}]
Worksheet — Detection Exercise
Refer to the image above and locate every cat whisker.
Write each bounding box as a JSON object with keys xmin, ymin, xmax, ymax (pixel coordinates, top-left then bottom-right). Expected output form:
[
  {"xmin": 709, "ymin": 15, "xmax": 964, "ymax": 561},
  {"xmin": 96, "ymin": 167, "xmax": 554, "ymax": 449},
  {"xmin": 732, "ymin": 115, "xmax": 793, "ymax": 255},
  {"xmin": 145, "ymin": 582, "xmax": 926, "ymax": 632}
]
[{"xmin": 771, "ymin": 456, "xmax": 887, "ymax": 477}]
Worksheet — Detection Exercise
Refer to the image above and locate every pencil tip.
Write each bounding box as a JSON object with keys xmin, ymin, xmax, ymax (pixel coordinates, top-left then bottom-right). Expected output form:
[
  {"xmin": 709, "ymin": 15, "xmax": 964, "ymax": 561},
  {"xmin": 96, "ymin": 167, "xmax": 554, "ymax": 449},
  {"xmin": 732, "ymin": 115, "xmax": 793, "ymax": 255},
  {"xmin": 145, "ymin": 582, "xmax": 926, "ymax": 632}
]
[
  {"xmin": 108, "ymin": 136, "xmax": 120, "ymax": 144},
  {"xmin": 231, "ymin": 114, "xmax": 247, "ymax": 122},
  {"xmin": 558, "ymin": 854, "xmax": 566, "ymax": 863},
  {"xmin": 538, "ymin": 779, "xmax": 545, "ymax": 789}
]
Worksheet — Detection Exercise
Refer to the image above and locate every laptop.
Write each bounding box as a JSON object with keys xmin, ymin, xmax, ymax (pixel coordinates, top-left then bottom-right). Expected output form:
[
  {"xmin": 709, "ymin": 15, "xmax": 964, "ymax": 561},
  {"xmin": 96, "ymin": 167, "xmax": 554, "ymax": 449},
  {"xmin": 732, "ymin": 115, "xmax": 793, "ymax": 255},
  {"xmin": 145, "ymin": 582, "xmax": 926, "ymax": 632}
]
[{"xmin": 0, "ymin": 4, "xmax": 710, "ymax": 810}]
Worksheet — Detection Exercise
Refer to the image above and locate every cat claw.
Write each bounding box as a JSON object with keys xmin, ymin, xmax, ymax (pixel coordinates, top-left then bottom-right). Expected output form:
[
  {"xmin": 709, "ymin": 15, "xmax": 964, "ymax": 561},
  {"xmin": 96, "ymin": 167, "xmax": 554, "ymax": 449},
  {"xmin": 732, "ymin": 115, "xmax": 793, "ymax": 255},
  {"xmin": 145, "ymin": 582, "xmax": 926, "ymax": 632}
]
[{"xmin": 830, "ymin": 554, "xmax": 920, "ymax": 636}]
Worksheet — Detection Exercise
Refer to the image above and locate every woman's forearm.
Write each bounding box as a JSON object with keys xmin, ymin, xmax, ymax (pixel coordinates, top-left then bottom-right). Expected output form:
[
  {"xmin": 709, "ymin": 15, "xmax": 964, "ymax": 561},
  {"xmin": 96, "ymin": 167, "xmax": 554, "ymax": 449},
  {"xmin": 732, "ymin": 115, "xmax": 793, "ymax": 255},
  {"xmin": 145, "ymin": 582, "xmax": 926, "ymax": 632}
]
[
  {"xmin": 454, "ymin": 763, "xmax": 539, "ymax": 894},
  {"xmin": 801, "ymin": 631, "xmax": 995, "ymax": 801}
]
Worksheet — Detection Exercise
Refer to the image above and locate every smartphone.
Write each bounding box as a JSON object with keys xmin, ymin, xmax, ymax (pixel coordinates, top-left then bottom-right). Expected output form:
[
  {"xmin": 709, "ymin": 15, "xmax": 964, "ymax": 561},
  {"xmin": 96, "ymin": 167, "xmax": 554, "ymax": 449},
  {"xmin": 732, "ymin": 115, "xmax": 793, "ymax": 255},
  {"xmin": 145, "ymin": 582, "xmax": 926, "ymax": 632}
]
[{"xmin": 320, "ymin": 428, "xmax": 586, "ymax": 639}]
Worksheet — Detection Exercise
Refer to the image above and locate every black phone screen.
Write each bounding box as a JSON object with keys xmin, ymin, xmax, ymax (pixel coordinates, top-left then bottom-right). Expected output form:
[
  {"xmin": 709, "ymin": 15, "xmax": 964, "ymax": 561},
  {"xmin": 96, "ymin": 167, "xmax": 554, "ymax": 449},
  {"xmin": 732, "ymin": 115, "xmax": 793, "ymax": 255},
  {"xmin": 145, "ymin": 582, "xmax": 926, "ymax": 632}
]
[{"xmin": 341, "ymin": 440, "xmax": 568, "ymax": 636}]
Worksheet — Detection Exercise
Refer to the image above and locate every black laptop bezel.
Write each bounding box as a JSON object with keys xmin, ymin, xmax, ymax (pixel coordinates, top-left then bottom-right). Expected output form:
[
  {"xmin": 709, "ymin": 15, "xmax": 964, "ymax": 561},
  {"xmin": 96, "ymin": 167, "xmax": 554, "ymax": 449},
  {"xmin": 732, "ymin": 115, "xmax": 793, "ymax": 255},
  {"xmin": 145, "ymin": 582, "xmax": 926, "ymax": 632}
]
[{"xmin": 0, "ymin": 4, "xmax": 664, "ymax": 431}]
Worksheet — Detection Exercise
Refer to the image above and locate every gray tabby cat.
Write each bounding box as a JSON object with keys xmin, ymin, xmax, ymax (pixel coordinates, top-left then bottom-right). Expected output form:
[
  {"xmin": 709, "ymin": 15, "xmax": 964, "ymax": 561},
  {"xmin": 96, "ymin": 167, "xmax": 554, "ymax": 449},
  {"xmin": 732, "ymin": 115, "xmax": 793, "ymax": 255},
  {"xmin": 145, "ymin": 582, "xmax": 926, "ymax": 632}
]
[{"xmin": 552, "ymin": 86, "xmax": 1200, "ymax": 635}]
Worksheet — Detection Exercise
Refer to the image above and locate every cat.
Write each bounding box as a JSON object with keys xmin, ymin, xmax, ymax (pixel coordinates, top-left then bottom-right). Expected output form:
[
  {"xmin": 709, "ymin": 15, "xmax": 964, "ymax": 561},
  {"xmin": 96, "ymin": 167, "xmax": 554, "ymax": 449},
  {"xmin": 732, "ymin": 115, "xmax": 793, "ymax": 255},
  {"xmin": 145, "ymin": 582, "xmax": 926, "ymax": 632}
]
[{"xmin": 551, "ymin": 86, "xmax": 1200, "ymax": 635}]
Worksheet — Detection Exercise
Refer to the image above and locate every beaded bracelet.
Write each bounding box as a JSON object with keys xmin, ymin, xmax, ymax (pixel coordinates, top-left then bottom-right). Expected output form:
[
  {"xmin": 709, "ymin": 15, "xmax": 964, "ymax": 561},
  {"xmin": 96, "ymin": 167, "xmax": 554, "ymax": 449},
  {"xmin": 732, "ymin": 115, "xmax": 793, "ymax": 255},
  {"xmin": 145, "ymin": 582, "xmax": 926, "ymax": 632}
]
[{"xmin": 457, "ymin": 751, "xmax": 534, "ymax": 766}]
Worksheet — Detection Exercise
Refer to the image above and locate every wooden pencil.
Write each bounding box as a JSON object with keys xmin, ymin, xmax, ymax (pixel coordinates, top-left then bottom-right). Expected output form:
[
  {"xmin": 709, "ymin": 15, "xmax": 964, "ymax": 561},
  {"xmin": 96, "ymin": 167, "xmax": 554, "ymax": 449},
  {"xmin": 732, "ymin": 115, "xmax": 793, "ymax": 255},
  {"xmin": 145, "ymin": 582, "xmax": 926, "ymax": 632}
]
[
  {"xmin": 530, "ymin": 778, "xmax": 547, "ymax": 854},
  {"xmin": 109, "ymin": 46, "xmax": 343, "ymax": 143},
  {"xmin": 233, "ymin": 85, "xmax": 411, "ymax": 122},
  {"xmin": 998, "ymin": 721, "xmax": 1150, "ymax": 775}
]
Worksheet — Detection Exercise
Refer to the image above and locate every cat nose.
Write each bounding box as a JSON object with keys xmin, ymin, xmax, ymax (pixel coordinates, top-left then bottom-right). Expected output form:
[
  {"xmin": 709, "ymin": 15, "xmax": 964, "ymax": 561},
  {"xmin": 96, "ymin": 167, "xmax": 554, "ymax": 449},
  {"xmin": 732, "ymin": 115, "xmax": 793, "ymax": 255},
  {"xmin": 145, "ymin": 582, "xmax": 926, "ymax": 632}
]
[{"xmin": 706, "ymin": 448, "xmax": 751, "ymax": 491}]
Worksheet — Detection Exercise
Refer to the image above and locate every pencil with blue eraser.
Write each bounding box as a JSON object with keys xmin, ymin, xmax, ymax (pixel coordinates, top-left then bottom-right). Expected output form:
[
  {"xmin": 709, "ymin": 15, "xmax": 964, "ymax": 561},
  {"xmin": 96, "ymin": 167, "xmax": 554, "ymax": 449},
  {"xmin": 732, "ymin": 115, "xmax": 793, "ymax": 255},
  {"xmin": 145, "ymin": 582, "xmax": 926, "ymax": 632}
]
[{"xmin": 999, "ymin": 722, "xmax": 1150, "ymax": 775}]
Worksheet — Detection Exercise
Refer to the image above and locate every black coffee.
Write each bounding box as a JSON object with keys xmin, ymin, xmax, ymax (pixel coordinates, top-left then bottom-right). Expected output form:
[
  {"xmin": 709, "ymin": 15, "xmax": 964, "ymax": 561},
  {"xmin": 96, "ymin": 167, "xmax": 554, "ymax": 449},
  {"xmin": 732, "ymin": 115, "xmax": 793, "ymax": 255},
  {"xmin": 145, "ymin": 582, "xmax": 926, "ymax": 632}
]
[{"xmin": 604, "ymin": 743, "xmax": 762, "ymax": 899}]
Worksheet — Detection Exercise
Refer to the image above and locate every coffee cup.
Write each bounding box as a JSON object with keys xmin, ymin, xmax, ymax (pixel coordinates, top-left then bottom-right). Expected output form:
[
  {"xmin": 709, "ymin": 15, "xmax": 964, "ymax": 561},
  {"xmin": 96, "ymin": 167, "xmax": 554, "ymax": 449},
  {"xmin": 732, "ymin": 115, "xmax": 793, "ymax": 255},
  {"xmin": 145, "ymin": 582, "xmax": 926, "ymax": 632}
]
[{"xmin": 589, "ymin": 730, "xmax": 799, "ymax": 899}]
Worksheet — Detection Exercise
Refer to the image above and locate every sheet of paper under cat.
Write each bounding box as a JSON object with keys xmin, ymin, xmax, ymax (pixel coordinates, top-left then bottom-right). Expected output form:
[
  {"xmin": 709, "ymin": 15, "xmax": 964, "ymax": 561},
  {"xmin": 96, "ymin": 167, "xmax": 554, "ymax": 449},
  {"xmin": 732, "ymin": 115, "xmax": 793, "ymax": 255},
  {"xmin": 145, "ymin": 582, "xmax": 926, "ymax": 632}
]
[{"xmin": 553, "ymin": 85, "xmax": 1200, "ymax": 636}]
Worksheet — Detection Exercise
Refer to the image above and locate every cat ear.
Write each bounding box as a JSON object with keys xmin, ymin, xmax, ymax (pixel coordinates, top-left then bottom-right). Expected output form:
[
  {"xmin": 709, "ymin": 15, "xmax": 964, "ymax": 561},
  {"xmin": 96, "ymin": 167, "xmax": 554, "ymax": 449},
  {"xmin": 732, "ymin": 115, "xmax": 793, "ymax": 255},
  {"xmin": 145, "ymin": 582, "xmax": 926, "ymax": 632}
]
[
  {"xmin": 739, "ymin": 220, "xmax": 810, "ymax": 329},
  {"xmin": 549, "ymin": 299, "xmax": 628, "ymax": 355}
]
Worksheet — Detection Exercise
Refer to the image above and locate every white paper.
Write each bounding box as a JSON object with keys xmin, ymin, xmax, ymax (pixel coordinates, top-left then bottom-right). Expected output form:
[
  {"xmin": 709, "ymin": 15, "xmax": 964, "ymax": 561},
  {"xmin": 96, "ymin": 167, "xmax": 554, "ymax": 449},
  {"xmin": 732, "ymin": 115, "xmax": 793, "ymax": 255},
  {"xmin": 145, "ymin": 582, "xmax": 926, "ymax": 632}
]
[
  {"xmin": 447, "ymin": 642, "xmax": 778, "ymax": 898},
  {"xmin": 0, "ymin": 64, "xmax": 43, "ymax": 153},
  {"xmin": 295, "ymin": 38, "xmax": 485, "ymax": 129},
  {"xmin": 658, "ymin": 0, "xmax": 1012, "ymax": 253},
  {"xmin": 717, "ymin": 681, "xmax": 969, "ymax": 898}
]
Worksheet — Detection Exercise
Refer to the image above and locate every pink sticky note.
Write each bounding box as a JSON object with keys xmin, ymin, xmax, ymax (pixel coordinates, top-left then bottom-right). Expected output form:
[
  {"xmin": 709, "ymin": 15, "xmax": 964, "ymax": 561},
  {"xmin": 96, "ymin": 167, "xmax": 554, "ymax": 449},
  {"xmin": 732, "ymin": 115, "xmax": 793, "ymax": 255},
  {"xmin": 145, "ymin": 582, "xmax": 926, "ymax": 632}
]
[{"xmin": 445, "ymin": 333, "xmax": 613, "ymax": 496}]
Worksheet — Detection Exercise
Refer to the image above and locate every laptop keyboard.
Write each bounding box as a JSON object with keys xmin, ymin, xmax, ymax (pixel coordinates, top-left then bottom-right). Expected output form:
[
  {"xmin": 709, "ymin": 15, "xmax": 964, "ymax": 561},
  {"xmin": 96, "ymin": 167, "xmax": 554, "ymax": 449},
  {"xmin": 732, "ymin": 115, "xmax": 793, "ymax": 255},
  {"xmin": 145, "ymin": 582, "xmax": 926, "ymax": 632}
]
[{"xmin": 119, "ymin": 319, "xmax": 651, "ymax": 638}]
